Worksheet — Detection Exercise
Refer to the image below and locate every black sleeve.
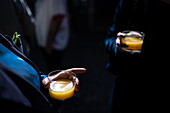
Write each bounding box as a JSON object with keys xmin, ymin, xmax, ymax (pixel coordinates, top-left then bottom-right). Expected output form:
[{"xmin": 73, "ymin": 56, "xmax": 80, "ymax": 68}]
[
  {"xmin": 105, "ymin": 0, "xmax": 152, "ymax": 75},
  {"xmin": 0, "ymin": 63, "xmax": 57, "ymax": 113}
]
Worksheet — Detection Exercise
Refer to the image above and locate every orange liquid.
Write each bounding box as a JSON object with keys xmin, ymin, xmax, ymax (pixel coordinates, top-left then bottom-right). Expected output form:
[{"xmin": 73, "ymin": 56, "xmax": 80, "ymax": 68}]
[
  {"xmin": 49, "ymin": 79, "xmax": 75, "ymax": 99},
  {"xmin": 122, "ymin": 37, "xmax": 143, "ymax": 50}
]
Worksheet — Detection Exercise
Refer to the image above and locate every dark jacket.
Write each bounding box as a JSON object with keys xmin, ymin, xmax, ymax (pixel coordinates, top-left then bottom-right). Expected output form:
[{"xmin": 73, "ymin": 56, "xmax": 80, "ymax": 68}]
[
  {"xmin": 105, "ymin": 0, "xmax": 166, "ymax": 76},
  {"xmin": 0, "ymin": 0, "xmax": 36, "ymax": 56},
  {"xmin": 105, "ymin": 0, "xmax": 169, "ymax": 112},
  {"xmin": 0, "ymin": 33, "xmax": 56, "ymax": 113}
]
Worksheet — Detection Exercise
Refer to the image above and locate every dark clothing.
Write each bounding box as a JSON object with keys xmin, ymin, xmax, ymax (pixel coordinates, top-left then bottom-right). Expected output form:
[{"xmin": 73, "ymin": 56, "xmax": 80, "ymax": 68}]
[
  {"xmin": 0, "ymin": 33, "xmax": 40, "ymax": 89},
  {"xmin": 0, "ymin": 63, "xmax": 56, "ymax": 113},
  {"xmin": 0, "ymin": 33, "xmax": 57, "ymax": 113},
  {"xmin": 0, "ymin": 0, "xmax": 36, "ymax": 56},
  {"xmin": 105, "ymin": 0, "xmax": 168, "ymax": 112},
  {"xmin": 106, "ymin": 0, "xmax": 152, "ymax": 75}
]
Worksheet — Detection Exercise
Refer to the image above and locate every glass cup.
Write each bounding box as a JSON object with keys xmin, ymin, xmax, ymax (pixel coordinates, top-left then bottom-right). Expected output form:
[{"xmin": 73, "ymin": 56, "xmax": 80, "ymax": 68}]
[
  {"xmin": 117, "ymin": 30, "xmax": 145, "ymax": 53},
  {"xmin": 48, "ymin": 70, "xmax": 76, "ymax": 100}
]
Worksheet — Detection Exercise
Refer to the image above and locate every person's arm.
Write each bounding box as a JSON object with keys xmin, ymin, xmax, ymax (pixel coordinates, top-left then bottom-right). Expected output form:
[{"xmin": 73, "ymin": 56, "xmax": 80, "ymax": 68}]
[
  {"xmin": 105, "ymin": 0, "xmax": 124, "ymax": 56},
  {"xmin": 105, "ymin": 0, "xmax": 146, "ymax": 74},
  {"xmin": 105, "ymin": 0, "xmax": 147, "ymax": 55},
  {"xmin": 45, "ymin": 15, "xmax": 65, "ymax": 54}
]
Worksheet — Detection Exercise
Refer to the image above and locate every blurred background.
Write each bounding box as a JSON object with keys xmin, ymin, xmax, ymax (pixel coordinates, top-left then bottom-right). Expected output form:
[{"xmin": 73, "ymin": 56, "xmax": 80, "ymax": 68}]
[
  {"xmin": 1, "ymin": 0, "xmax": 167, "ymax": 112},
  {"xmin": 56, "ymin": 0, "xmax": 116, "ymax": 113},
  {"xmin": 27, "ymin": 0, "xmax": 117, "ymax": 113}
]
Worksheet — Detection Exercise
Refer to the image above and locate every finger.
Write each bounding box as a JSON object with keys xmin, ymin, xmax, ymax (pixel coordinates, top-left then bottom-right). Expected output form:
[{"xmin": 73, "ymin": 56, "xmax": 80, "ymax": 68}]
[
  {"xmin": 48, "ymin": 71, "xmax": 63, "ymax": 80},
  {"xmin": 48, "ymin": 71, "xmax": 68, "ymax": 81},
  {"xmin": 127, "ymin": 31, "xmax": 142, "ymax": 37},
  {"xmin": 116, "ymin": 38, "xmax": 120, "ymax": 45},
  {"xmin": 68, "ymin": 75, "xmax": 79, "ymax": 93},
  {"xmin": 116, "ymin": 38, "xmax": 129, "ymax": 47},
  {"xmin": 67, "ymin": 68, "xmax": 86, "ymax": 74},
  {"xmin": 117, "ymin": 32, "xmax": 126, "ymax": 37},
  {"xmin": 49, "ymin": 69, "xmax": 79, "ymax": 81},
  {"xmin": 74, "ymin": 81, "xmax": 79, "ymax": 92},
  {"xmin": 68, "ymin": 75, "xmax": 79, "ymax": 86},
  {"xmin": 42, "ymin": 78, "xmax": 51, "ymax": 88}
]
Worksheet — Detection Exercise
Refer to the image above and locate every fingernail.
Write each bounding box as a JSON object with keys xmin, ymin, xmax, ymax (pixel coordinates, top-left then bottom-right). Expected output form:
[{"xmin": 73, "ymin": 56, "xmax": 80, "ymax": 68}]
[{"xmin": 76, "ymin": 82, "xmax": 79, "ymax": 86}]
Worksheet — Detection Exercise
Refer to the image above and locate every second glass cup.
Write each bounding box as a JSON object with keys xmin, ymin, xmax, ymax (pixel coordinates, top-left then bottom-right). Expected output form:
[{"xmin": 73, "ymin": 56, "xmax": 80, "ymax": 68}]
[{"xmin": 117, "ymin": 30, "xmax": 145, "ymax": 52}]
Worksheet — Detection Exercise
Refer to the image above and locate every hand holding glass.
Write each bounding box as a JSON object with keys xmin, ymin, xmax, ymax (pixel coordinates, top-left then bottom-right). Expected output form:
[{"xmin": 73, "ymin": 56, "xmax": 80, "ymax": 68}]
[
  {"xmin": 42, "ymin": 68, "xmax": 86, "ymax": 100},
  {"xmin": 117, "ymin": 30, "xmax": 144, "ymax": 53}
]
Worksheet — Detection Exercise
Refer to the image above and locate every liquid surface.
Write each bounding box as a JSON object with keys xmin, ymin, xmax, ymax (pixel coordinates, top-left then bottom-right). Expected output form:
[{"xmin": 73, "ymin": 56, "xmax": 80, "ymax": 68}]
[
  {"xmin": 49, "ymin": 79, "xmax": 75, "ymax": 99},
  {"xmin": 122, "ymin": 37, "xmax": 143, "ymax": 50},
  {"xmin": 50, "ymin": 79, "xmax": 74, "ymax": 92}
]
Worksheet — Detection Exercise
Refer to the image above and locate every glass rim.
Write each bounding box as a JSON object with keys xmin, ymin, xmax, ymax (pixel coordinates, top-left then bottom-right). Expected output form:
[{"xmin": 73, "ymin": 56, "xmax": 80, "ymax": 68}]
[
  {"xmin": 48, "ymin": 70, "xmax": 77, "ymax": 77},
  {"xmin": 119, "ymin": 30, "xmax": 145, "ymax": 39},
  {"xmin": 49, "ymin": 79, "xmax": 75, "ymax": 92},
  {"xmin": 47, "ymin": 70, "xmax": 77, "ymax": 83}
]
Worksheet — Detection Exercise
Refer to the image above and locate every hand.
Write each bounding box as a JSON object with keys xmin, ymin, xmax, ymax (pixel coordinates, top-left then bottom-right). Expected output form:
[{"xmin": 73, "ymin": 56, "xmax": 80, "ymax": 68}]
[
  {"xmin": 116, "ymin": 31, "xmax": 143, "ymax": 54},
  {"xmin": 42, "ymin": 68, "xmax": 86, "ymax": 91}
]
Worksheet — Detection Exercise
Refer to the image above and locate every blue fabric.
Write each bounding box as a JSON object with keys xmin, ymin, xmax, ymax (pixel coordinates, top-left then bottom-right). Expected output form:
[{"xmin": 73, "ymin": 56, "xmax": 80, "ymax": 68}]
[
  {"xmin": 105, "ymin": 36, "xmax": 117, "ymax": 56},
  {"xmin": 0, "ymin": 43, "xmax": 40, "ymax": 89},
  {"xmin": 41, "ymin": 74, "xmax": 48, "ymax": 79}
]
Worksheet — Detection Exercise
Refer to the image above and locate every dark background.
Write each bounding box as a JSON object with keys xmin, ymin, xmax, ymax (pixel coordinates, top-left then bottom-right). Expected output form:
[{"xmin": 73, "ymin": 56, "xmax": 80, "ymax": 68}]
[
  {"xmin": 61, "ymin": 0, "xmax": 116, "ymax": 113},
  {"xmin": 30, "ymin": 0, "xmax": 117, "ymax": 113}
]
